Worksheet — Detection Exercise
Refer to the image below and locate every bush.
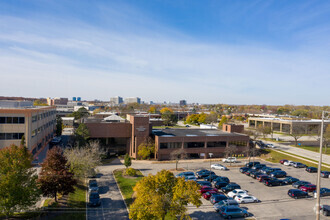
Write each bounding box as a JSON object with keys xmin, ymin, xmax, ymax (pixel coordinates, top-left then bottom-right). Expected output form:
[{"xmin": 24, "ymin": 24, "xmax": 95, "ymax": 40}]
[{"xmin": 125, "ymin": 168, "xmax": 137, "ymax": 176}]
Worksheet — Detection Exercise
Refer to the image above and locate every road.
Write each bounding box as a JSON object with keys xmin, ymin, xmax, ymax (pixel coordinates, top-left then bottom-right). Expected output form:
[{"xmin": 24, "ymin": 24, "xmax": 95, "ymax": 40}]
[{"xmin": 87, "ymin": 159, "xmax": 129, "ymax": 220}]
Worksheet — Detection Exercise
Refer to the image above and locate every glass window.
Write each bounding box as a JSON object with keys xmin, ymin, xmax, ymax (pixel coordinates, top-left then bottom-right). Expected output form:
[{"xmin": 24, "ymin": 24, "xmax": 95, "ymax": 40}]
[
  {"xmin": 184, "ymin": 142, "xmax": 204, "ymax": 148},
  {"xmin": 0, "ymin": 133, "xmax": 5, "ymax": 140},
  {"xmin": 207, "ymin": 141, "xmax": 226, "ymax": 148},
  {"xmin": 19, "ymin": 117, "xmax": 25, "ymax": 124},
  {"xmin": 6, "ymin": 117, "xmax": 13, "ymax": 123},
  {"xmin": 18, "ymin": 133, "xmax": 24, "ymax": 139},
  {"xmin": 5, "ymin": 133, "xmax": 13, "ymax": 139},
  {"xmin": 12, "ymin": 133, "xmax": 19, "ymax": 139},
  {"xmin": 0, "ymin": 117, "xmax": 5, "ymax": 124},
  {"xmin": 32, "ymin": 115, "xmax": 37, "ymax": 122},
  {"xmin": 13, "ymin": 117, "xmax": 19, "ymax": 123}
]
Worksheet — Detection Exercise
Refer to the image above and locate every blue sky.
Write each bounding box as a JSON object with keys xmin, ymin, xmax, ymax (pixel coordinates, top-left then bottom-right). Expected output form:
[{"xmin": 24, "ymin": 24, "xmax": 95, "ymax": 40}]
[{"xmin": 0, "ymin": 0, "xmax": 329, "ymax": 105}]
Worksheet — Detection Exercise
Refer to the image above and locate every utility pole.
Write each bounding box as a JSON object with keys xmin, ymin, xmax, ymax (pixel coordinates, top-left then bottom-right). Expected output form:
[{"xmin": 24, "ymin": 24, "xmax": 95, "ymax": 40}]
[{"xmin": 316, "ymin": 111, "xmax": 325, "ymax": 220}]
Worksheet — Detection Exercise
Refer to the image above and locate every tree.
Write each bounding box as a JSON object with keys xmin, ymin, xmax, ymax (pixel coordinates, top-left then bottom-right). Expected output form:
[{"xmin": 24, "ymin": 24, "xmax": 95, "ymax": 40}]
[
  {"xmin": 69, "ymin": 107, "xmax": 89, "ymax": 120},
  {"xmin": 224, "ymin": 145, "xmax": 237, "ymax": 166},
  {"xmin": 74, "ymin": 123, "xmax": 90, "ymax": 146},
  {"xmin": 258, "ymin": 125, "xmax": 272, "ymax": 139},
  {"xmin": 129, "ymin": 170, "xmax": 202, "ymax": 220},
  {"xmin": 56, "ymin": 117, "xmax": 63, "ymax": 136},
  {"xmin": 205, "ymin": 112, "xmax": 218, "ymax": 125},
  {"xmin": 0, "ymin": 145, "xmax": 41, "ymax": 217},
  {"xmin": 33, "ymin": 100, "xmax": 48, "ymax": 106},
  {"xmin": 170, "ymin": 148, "xmax": 187, "ymax": 170},
  {"xmin": 218, "ymin": 115, "xmax": 228, "ymax": 128},
  {"xmin": 20, "ymin": 135, "xmax": 25, "ymax": 147},
  {"xmin": 124, "ymin": 153, "xmax": 132, "ymax": 168},
  {"xmin": 148, "ymin": 106, "xmax": 156, "ymax": 114},
  {"xmin": 289, "ymin": 125, "xmax": 305, "ymax": 146},
  {"xmin": 38, "ymin": 147, "xmax": 77, "ymax": 202},
  {"xmin": 160, "ymin": 107, "xmax": 177, "ymax": 126},
  {"xmin": 138, "ymin": 137, "xmax": 155, "ymax": 160},
  {"xmin": 322, "ymin": 125, "xmax": 330, "ymax": 154},
  {"xmin": 64, "ymin": 141, "xmax": 103, "ymax": 178},
  {"xmin": 244, "ymin": 145, "xmax": 258, "ymax": 163}
]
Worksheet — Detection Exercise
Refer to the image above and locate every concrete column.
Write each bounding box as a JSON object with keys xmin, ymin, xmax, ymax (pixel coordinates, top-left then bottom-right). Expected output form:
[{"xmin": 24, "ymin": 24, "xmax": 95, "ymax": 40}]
[{"xmin": 280, "ymin": 123, "xmax": 282, "ymax": 133}]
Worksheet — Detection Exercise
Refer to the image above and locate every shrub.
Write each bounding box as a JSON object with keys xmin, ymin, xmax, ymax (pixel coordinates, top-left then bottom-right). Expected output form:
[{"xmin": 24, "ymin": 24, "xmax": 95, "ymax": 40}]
[{"xmin": 125, "ymin": 168, "xmax": 137, "ymax": 176}]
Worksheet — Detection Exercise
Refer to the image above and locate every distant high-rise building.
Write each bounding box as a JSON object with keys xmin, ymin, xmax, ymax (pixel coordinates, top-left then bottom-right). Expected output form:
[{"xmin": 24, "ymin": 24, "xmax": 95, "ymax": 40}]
[
  {"xmin": 124, "ymin": 97, "xmax": 141, "ymax": 104},
  {"xmin": 179, "ymin": 100, "xmax": 187, "ymax": 106},
  {"xmin": 110, "ymin": 96, "xmax": 123, "ymax": 106}
]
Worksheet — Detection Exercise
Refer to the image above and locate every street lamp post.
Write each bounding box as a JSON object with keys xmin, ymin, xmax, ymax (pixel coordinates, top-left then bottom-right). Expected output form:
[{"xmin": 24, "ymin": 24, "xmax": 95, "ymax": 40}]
[{"xmin": 316, "ymin": 111, "xmax": 327, "ymax": 220}]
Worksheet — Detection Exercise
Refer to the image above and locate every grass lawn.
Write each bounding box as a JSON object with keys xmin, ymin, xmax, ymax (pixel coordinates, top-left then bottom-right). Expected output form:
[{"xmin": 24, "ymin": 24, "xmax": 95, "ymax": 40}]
[
  {"xmin": 68, "ymin": 184, "xmax": 87, "ymax": 208},
  {"xmin": 113, "ymin": 169, "xmax": 144, "ymax": 207},
  {"xmin": 261, "ymin": 149, "xmax": 330, "ymax": 171},
  {"xmin": 291, "ymin": 144, "xmax": 330, "ymax": 155}
]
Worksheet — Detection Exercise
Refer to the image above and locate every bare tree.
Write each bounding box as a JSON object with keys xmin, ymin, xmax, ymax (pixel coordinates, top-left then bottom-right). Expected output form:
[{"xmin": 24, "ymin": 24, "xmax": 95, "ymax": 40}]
[
  {"xmin": 289, "ymin": 125, "xmax": 305, "ymax": 146},
  {"xmin": 170, "ymin": 148, "xmax": 187, "ymax": 170},
  {"xmin": 244, "ymin": 129, "xmax": 261, "ymax": 141},
  {"xmin": 258, "ymin": 125, "xmax": 272, "ymax": 139},
  {"xmin": 224, "ymin": 145, "xmax": 237, "ymax": 166},
  {"xmin": 244, "ymin": 145, "xmax": 259, "ymax": 163}
]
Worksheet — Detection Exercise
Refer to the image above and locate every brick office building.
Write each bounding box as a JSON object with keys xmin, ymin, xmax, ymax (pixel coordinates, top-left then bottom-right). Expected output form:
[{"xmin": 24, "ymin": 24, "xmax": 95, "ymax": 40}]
[{"xmin": 86, "ymin": 114, "xmax": 249, "ymax": 160}]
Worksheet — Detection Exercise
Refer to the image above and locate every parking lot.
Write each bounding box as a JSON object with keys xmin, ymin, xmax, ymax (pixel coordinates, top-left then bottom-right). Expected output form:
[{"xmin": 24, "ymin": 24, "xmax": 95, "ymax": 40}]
[{"xmin": 132, "ymin": 159, "xmax": 330, "ymax": 219}]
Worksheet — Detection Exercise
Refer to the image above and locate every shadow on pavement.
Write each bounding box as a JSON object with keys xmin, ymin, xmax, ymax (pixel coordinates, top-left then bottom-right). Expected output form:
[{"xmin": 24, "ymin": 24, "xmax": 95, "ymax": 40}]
[{"xmin": 99, "ymin": 186, "xmax": 109, "ymax": 194}]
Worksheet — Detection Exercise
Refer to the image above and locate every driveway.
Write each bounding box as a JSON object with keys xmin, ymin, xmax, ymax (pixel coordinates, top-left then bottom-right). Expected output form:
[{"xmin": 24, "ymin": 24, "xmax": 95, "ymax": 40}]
[{"xmin": 87, "ymin": 159, "xmax": 129, "ymax": 220}]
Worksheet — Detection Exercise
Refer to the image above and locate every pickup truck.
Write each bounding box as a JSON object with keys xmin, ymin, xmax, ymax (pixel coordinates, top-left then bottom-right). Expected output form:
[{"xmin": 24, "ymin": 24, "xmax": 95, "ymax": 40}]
[{"xmin": 222, "ymin": 157, "xmax": 237, "ymax": 163}]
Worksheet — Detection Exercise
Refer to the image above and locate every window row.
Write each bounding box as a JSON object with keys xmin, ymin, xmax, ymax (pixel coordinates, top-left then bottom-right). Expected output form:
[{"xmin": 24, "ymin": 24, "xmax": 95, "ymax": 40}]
[
  {"xmin": 0, "ymin": 117, "xmax": 25, "ymax": 124},
  {"xmin": 0, "ymin": 133, "xmax": 24, "ymax": 140},
  {"xmin": 229, "ymin": 141, "xmax": 247, "ymax": 146},
  {"xmin": 31, "ymin": 120, "xmax": 55, "ymax": 138},
  {"xmin": 32, "ymin": 110, "xmax": 56, "ymax": 122}
]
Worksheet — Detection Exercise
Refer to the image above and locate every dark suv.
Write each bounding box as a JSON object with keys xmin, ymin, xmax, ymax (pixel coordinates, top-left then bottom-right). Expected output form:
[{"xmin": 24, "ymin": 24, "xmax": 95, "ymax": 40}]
[
  {"xmin": 270, "ymin": 170, "xmax": 287, "ymax": 178},
  {"xmin": 196, "ymin": 170, "xmax": 215, "ymax": 178},
  {"xmin": 283, "ymin": 177, "xmax": 299, "ymax": 185},
  {"xmin": 221, "ymin": 183, "xmax": 241, "ymax": 193},
  {"xmin": 245, "ymin": 161, "xmax": 260, "ymax": 168},
  {"xmin": 288, "ymin": 189, "xmax": 308, "ymax": 199},
  {"xmin": 263, "ymin": 178, "xmax": 283, "ymax": 187},
  {"xmin": 306, "ymin": 167, "xmax": 317, "ymax": 173}
]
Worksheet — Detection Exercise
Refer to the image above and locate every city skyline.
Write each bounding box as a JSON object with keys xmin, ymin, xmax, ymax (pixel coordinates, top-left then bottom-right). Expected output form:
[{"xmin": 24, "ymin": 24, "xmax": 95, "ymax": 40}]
[{"xmin": 0, "ymin": 1, "xmax": 330, "ymax": 105}]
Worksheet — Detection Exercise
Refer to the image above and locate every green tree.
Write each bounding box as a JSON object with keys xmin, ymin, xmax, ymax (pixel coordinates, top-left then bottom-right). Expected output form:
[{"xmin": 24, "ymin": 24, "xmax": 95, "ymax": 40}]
[
  {"xmin": 218, "ymin": 115, "xmax": 228, "ymax": 128},
  {"xmin": 138, "ymin": 137, "xmax": 155, "ymax": 160},
  {"xmin": 129, "ymin": 170, "xmax": 202, "ymax": 220},
  {"xmin": 20, "ymin": 135, "xmax": 25, "ymax": 147},
  {"xmin": 160, "ymin": 108, "xmax": 177, "ymax": 126},
  {"xmin": 75, "ymin": 123, "xmax": 90, "ymax": 146},
  {"xmin": 56, "ymin": 117, "xmax": 63, "ymax": 136},
  {"xmin": 0, "ymin": 145, "xmax": 41, "ymax": 217},
  {"xmin": 69, "ymin": 107, "xmax": 89, "ymax": 120},
  {"xmin": 124, "ymin": 153, "xmax": 132, "ymax": 168},
  {"xmin": 38, "ymin": 147, "xmax": 77, "ymax": 202}
]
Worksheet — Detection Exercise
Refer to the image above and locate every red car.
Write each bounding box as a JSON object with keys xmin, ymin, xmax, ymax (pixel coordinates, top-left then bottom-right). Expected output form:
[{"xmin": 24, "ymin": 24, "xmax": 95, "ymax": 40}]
[
  {"xmin": 280, "ymin": 159, "xmax": 288, "ymax": 164},
  {"xmin": 299, "ymin": 184, "xmax": 316, "ymax": 192},
  {"xmin": 198, "ymin": 186, "xmax": 218, "ymax": 194},
  {"xmin": 202, "ymin": 190, "xmax": 220, "ymax": 200}
]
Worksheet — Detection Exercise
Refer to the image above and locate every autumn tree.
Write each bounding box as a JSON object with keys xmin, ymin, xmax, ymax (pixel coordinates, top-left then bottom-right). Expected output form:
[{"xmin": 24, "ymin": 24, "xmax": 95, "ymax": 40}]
[
  {"xmin": 218, "ymin": 115, "xmax": 228, "ymax": 128},
  {"xmin": 170, "ymin": 148, "xmax": 187, "ymax": 170},
  {"xmin": 56, "ymin": 117, "xmax": 63, "ymax": 137},
  {"xmin": 124, "ymin": 153, "xmax": 132, "ymax": 168},
  {"xmin": 160, "ymin": 107, "xmax": 177, "ymax": 126},
  {"xmin": 289, "ymin": 125, "xmax": 305, "ymax": 146},
  {"xmin": 0, "ymin": 145, "xmax": 41, "ymax": 217},
  {"xmin": 148, "ymin": 106, "xmax": 156, "ymax": 114},
  {"xmin": 205, "ymin": 111, "xmax": 218, "ymax": 125},
  {"xmin": 38, "ymin": 147, "xmax": 77, "ymax": 202},
  {"xmin": 33, "ymin": 100, "xmax": 48, "ymax": 106},
  {"xmin": 129, "ymin": 170, "xmax": 202, "ymax": 220},
  {"xmin": 138, "ymin": 137, "xmax": 155, "ymax": 160},
  {"xmin": 74, "ymin": 123, "xmax": 90, "ymax": 146},
  {"xmin": 64, "ymin": 141, "xmax": 103, "ymax": 178}
]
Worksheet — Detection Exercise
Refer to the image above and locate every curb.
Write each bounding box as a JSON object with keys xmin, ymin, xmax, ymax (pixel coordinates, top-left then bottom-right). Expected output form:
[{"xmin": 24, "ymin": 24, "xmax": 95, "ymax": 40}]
[{"xmin": 112, "ymin": 170, "xmax": 130, "ymax": 215}]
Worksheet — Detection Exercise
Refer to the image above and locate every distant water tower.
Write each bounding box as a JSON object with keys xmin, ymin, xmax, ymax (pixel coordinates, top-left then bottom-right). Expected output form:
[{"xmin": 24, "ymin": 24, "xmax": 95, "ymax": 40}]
[
  {"xmin": 77, "ymin": 97, "xmax": 81, "ymax": 101},
  {"xmin": 72, "ymin": 97, "xmax": 77, "ymax": 101}
]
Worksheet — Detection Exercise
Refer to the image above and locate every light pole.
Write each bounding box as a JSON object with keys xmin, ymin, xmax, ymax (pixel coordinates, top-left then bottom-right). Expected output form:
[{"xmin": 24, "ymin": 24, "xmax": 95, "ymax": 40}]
[{"xmin": 316, "ymin": 111, "xmax": 328, "ymax": 220}]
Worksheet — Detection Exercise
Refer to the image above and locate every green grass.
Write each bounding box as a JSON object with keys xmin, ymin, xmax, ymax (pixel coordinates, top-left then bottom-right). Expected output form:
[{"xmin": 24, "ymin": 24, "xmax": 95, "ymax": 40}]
[
  {"xmin": 262, "ymin": 149, "xmax": 330, "ymax": 171},
  {"xmin": 290, "ymin": 144, "xmax": 330, "ymax": 155},
  {"xmin": 68, "ymin": 184, "xmax": 87, "ymax": 208},
  {"xmin": 113, "ymin": 169, "xmax": 144, "ymax": 207}
]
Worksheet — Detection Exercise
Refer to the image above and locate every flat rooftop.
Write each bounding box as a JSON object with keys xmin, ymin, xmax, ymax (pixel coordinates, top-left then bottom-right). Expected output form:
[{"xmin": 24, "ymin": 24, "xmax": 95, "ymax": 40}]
[
  {"xmin": 153, "ymin": 128, "xmax": 246, "ymax": 137},
  {"xmin": 249, "ymin": 117, "xmax": 330, "ymax": 123}
]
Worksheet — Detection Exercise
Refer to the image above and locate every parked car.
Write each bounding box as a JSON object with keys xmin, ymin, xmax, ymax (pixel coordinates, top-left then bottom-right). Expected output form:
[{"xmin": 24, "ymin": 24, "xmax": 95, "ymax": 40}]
[
  {"xmin": 292, "ymin": 181, "xmax": 311, "ymax": 188},
  {"xmin": 293, "ymin": 162, "xmax": 306, "ymax": 168},
  {"xmin": 250, "ymin": 171, "xmax": 263, "ymax": 179},
  {"xmin": 185, "ymin": 175, "xmax": 197, "ymax": 181},
  {"xmin": 211, "ymin": 164, "xmax": 228, "ymax": 170},
  {"xmin": 270, "ymin": 170, "xmax": 287, "ymax": 178},
  {"xmin": 239, "ymin": 167, "xmax": 250, "ymax": 173},
  {"xmin": 203, "ymin": 191, "xmax": 220, "ymax": 200},
  {"xmin": 263, "ymin": 178, "xmax": 283, "ymax": 186},
  {"xmin": 204, "ymin": 174, "xmax": 219, "ymax": 182},
  {"xmin": 214, "ymin": 180, "xmax": 230, "ymax": 189},
  {"xmin": 244, "ymin": 169, "xmax": 253, "ymax": 176},
  {"xmin": 221, "ymin": 183, "xmax": 241, "ymax": 193},
  {"xmin": 283, "ymin": 177, "xmax": 300, "ymax": 185},
  {"xmin": 176, "ymin": 172, "xmax": 195, "ymax": 178},
  {"xmin": 321, "ymin": 171, "xmax": 330, "ymax": 178},
  {"xmin": 222, "ymin": 157, "xmax": 237, "ymax": 163},
  {"xmin": 235, "ymin": 195, "xmax": 259, "ymax": 203},
  {"xmin": 210, "ymin": 194, "xmax": 228, "ymax": 204},
  {"xmin": 306, "ymin": 167, "xmax": 318, "ymax": 173},
  {"xmin": 288, "ymin": 189, "xmax": 308, "ymax": 199},
  {"xmin": 284, "ymin": 161, "xmax": 295, "ymax": 166},
  {"xmin": 251, "ymin": 164, "xmax": 266, "ymax": 170},
  {"xmin": 219, "ymin": 206, "xmax": 249, "ymax": 219},
  {"xmin": 320, "ymin": 205, "xmax": 330, "ymax": 216},
  {"xmin": 227, "ymin": 189, "xmax": 249, "ymax": 198},
  {"xmin": 196, "ymin": 181, "xmax": 212, "ymax": 187},
  {"xmin": 88, "ymin": 192, "xmax": 101, "ymax": 207},
  {"xmin": 257, "ymin": 175, "xmax": 271, "ymax": 182},
  {"xmin": 267, "ymin": 144, "xmax": 276, "ymax": 148},
  {"xmin": 196, "ymin": 170, "xmax": 215, "ymax": 178},
  {"xmin": 280, "ymin": 159, "xmax": 288, "ymax": 164},
  {"xmin": 212, "ymin": 176, "xmax": 230, "ymax": 185},
  {"xmin": 299, "ymin": 184, "xmax": 317, "ymax": 192},
  {"xmin": 199, "ymin": 186, "xmax": 218, "ymax": 194},
  {"xmin": 214, "ymin": 199, "xmax": 239, "ymax": 212},
  {"xmin": 245, "ymin": 161, "xmax": 260, "ymax": 168},
  {"xmin": 314, "ymin": 188, "xmax": 330, "ymax": 198},
  {"xmin": 88, "ymin": 180, "xmax": 99, "ymax": 193}
]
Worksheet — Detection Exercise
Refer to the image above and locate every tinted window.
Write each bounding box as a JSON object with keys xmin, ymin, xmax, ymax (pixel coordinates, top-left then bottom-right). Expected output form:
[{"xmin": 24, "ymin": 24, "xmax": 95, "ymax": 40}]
[
  {"xmin": 12, "ymin": 117, "xmax": 18, "ymax": 123},
  {"xmin": 0, "ymin": 117, "xmax": 5, "ymax": 123},
  {"xmin": 5, "ymin": 133, "xmax": 13, "ymax": 139},
  {"xmin": 0, "ymin": 133, "xmax": 5, "ymax": 140},
  {"xmin": 6, "ymin": 117, "xmax": 13, "ymax": 123},
  {"xmin": 19, "ymin": 117, "xmax": 25, "ymax": 124}
]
